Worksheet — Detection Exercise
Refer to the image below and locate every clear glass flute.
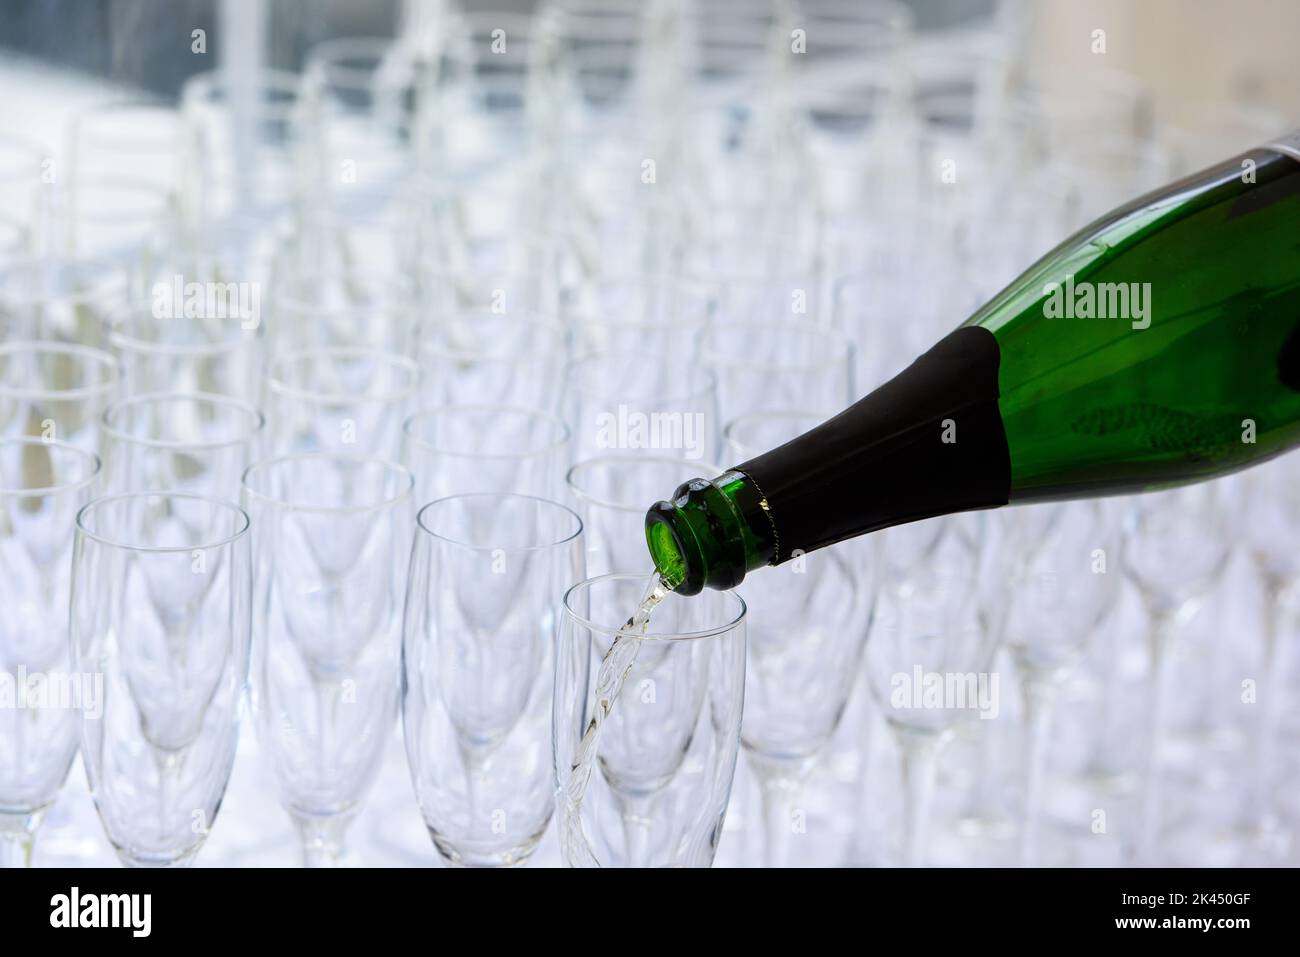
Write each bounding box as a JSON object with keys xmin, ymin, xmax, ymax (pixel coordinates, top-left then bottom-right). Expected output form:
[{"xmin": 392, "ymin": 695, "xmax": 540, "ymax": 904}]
[
  {"xmin": 0, "ymin": 438, "xmax": 100, "ymax": 867},
  {"xmin": 536, "ymin": 0, "xmax": 650, "ymax": 138},
  {"xmin": 107, "ymin": 312, "xmax": 262, "ymax": 402},
  {"xmin": 865, "ymin": 512, "xmax": 995, "ymax": 867},
  {"xmin": 564, "ymin": 454, "xmax": 724, "ymax": 577},
  {"xmin": 415, "ymin": 161, "xmax": 558, "ymax": 266},
  {"xmin": 180, "ymin": 69, "xmax": 304, "ymax": 225},
  {"xmin": 417, "ymin": 310, "xmax": 568, "ymax": 410},
  {"xmin": 61, "ymin": 178, "xmax": 175, "ymax": 283},
  {"xmin": 263, "ymin": 346, "xmax": 420, "ymax": 458},
  {"xmin": 725, "ymin": 410, "xmax": 874, "ymax": 867},
  {"xmin": 1000, "ymin": 500, "xmax": 1122, "ymax": 865},
  {"xmin": 554, "ymin": 573, "xmax": 747, "ymax": 868},
  {"xmin": 561, "ymin": 275, "xmax": 714, "ymax": 328},
  {"xmin": 100, "ymin": 392, "xmax": 265, "ymax": 500},
  {"xmin": 426, "ymin": 11, "xmax": 540, "ymax": 169},
  {"xmin": 402, "ymin": 494, "xmax": 585, "ymax": 866},
  {"xmin": 560, "ymin": 352, "xmax": 718, "ymax": 465},
  {"xmin": 241, "ymin": 454, "xmax": 414, "ymax": 867},
  {"xmin": 0, "ymin": 340, "xmax": 119, "ymax": 450},
  {"xmin": 298, "ymin": 36, "xmax": 421, "ymax": 212},
  {"xmin": 554, "ymin": 164, "xmax": 686, "ymax": 282},
  {"xmin": 686, "ymin": 208, "xmax": 823, "ymax": 297},
  {"xmin": 66, "ymin": 99, "xmax": 181, "ymax": 191},
  {"xmin": 562, "ymin": 275, "xmax": 714, "ymax": 356},
  {"xmin": 0, "ymin": 257, "xmax": 127, "ymax": 345},
  {"xmin": 832, "ymin": 255, "xmax": 986, "ymax": 391},
  {"xmin": 289, "ymin": 199, "xmax": 420, "ymax": 292},
  {"xmin": 1122, "ymin": 484, "xmax": 1231, "ymax": 863},
  {"xmin": 1224, "ymin": 456, "xmax": 1300, "ymax": 860},
  {"xmin": 270, "ymin": 268, "xmax": 417, "ymax": 356},
  {"xmin": 420, "ymin": 261, "xmax": 562, "ymax": 320},
  {"xmin": 401, "ymin": 406, "xmax": 570, "ymax": 506},
  {"xmin": 700, "ymin": 319, "xmax": 854, "ymax": 425},
  {"xmin": 71, "ymin": 491, "xmax": 251, "ymax": 866}
]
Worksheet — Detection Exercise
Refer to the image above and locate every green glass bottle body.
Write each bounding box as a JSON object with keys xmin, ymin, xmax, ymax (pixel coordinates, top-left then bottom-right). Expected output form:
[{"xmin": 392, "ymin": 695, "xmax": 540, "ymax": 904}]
[{"xmin": 647, "ymin": 134, "xmax": 1300, "ymax": 594}]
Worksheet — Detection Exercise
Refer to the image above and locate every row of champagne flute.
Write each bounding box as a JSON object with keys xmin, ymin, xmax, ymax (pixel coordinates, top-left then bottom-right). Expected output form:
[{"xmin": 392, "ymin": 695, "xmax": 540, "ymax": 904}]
[{"xmin": 7, "ymin": 431, "xmax": 1296, "ymax": 868}]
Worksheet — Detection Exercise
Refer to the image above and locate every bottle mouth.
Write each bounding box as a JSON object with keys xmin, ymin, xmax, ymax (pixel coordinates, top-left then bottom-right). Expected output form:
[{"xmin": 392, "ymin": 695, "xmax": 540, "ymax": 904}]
[
  {"xmin": 645, "ymin": 498, "xmax": 699, "ymax": 595},
  {"xmin": 645, "ymin": 475, "xmax": 756, "ymax": 596}
]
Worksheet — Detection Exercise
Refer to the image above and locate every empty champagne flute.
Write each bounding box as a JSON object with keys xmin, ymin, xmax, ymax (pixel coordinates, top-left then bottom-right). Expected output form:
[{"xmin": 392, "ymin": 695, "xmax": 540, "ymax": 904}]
[
  {"xmin": 865, "ymin": 512, "xmax": 995, "ymax": 867},
  {"xmin": 0, "ymin": 438, "xmax": 100, "ymax": 867},
  {"xmin": 400, "ymin": 406, "xmax": 569, "ymax": 505},
  {"xmin": 0, "ymin": 340, "xmax": 119, "ymax": 450},
  {"xmin": 108, "ymin": 312, "xmax": 262, "ymax": 402},
  {"xmin": 62, "ymin": 178, "xmax": 175, "ymax": 285},
  {"xmin": 563, "ymin": 275, "xmax": 714, "ymax": 357},
  {"xmin": 180, "ymin": 69, "xmax": 304, "ymax": 225},
  {"xmin": 270, "ymin": 268, "xmax": 418, "ymax": 356},
  {"xmin": 298, "ymin": 37, "xmax": 422, "ymax": 213},
  {"xmin": 402, "ymin": 494, "xmax": 585, "ymax": 866},
  {"xmin": 554, "ymin": 573, "xmax": 747, "ymax": 867},
  {"xmin": 71, "ymin": 491, "xmax": 251, "ymax": 866},
  {"xmin": 241, "ymin": 454, "xmax": 414, "ymax": 866},
  {"xmin": 67, "ymin": 99, "xmax": 181, "ymax": 191},
  {"xmin": 1122, "ymin": 484, "xmax": 1231, "ymax": 862},
  {"xmin": 100, "ymin": 392, "xmax": 265, "ymax": 500},
  {"xmin": 700, "ymin": 319, "xmax": 854, "ymax": 424},
  {"xmin": 263, "ymin": 347, "xmax": 420, "ymax": 458},
  {"xmin": 417, "ymin": 310, "xmax": 568, "ymax": 410},
  {"xmin": 561, "ymin": 352, "xmax": 718, "ymax": 464},
  {"xmin": 725, "ymin": 411, "xmax": 874, "ymax": 867},
  {"xmin": 1000, "ymin": 500, "xmax": 1122, "ymax": 865},
  {"xmin": 0, "ymin": 257, "xmax": 127, "ymax": 344}
]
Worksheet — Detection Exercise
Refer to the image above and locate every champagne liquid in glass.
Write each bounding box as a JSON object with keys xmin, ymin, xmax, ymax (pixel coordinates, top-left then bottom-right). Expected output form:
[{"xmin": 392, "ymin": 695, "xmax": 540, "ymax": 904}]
[{"xmin": 558, "ymin": 572, "xmax": 671, "ymax": 866}]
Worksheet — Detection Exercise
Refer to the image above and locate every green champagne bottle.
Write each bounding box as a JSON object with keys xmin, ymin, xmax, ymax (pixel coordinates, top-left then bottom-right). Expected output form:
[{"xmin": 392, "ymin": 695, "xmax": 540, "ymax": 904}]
[{"xmin": 646, "ymin": 133, "xmax": 1300, "ymax": 594}]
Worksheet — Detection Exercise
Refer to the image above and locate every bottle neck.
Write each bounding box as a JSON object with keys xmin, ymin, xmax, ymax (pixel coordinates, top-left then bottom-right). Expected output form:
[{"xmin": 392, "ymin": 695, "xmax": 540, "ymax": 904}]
[
  {"xmin": 644, "ymin": 470, "xmax": 775, "ymax": 595},
  {"xmin": 646, "ymin": 327, "xmax": 1011, "ymax": 592}
]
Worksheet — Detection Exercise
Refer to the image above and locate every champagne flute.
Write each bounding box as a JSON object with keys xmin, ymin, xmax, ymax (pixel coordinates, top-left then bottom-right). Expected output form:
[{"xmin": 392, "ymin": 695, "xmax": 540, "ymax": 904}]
[
  {"xmin": 241, "ymin": 454, "xmax": 414, "ymax": 866},
  {"xmin": 1122, "ymin": 484, "xmax": 1231, "ymax": 862},
  {"xmin": 71, "ymin": 491, "xmax": 251, "ymax": 866},
  {"xmin": 1000, "ymin": 500, "xmax": 1122, "ymax": 865},
  {"xmin": 726, "ymin": 410, "xmax": 873, "ymax": 867},
  {"xmin": 865, "ymin": 512, "xmax": 995, "ymax": 867},
  {"xmin": 554, "ymin": 573, "xmax": 747, "ymax": 868},
  {"xmin": 402, "ymin": 494, "xmax": 584, "ymax": 866},
  {"xmin": 0, "ymin": 438, "xmax": 100, "ymax": 866}
]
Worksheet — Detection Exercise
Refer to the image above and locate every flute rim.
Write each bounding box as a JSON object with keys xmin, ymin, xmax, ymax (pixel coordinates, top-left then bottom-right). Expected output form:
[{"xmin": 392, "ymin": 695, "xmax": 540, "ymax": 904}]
[
  {"xmin": 701, "ymin": 319, "xmax": 855, "ymax": 375},
  {"xmin": 265, "ymin": 346, "xmax": 421, "ymax": 404},
  {"xmin": 0, "ymin": 255, "xmax": 129, "ymax": 306},
  {"xmin": 0, "ymin": 437, "xmax": 101, "ymax": 497},
  {"xmin": 0, "ymin": 341, "xmax": 119, "ymax": 401},
  {"xmin": 561, "ymin": 572, "xmax": 747, "ymax": 642},
  {"xmin": 561, "ymin": 351, "xmax": 717, "ymax": 405},
  {"xmin": 240, "ymin": 453, "xmax": 414, "ymax": 515},
  {"xmin": 75, "ymin": 490, "xmax": 250, "ymax": 553},
  {"xmin": 402, "ymin": 405, "xmax": 570, "ymax": 461},
  {"xmin": 415, "ymin": 493, "xmax": 584, "ymax": 553},
  {"xmin": 722, "ymin": 409, "xmax": 829, "ymax": 461},
  {"xmin": 564, "ymin": 454, "xmax": 725, "ymax": 514},
  {"xmin": 100, "ymin": 391, "xmax": 266, "ymax": 452}
]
